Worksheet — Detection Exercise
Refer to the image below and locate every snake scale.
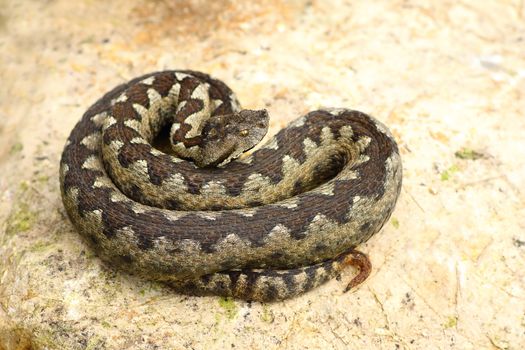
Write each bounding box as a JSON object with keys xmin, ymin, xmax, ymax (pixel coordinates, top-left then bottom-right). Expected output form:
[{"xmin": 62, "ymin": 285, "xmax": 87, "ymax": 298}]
[{"xmin": 60, "ymin": 70, "xmax": 402, "ymax": 302}]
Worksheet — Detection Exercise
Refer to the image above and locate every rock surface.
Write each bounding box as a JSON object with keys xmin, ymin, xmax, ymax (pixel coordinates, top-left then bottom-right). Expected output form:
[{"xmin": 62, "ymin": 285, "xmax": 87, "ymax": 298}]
[{"xmin": 1, "ymin": 0, "xmax": 524, "ymax": 349}]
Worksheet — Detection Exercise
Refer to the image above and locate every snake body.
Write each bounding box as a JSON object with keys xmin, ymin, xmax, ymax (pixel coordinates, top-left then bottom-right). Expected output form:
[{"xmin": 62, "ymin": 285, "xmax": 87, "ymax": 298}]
[{"xmin": 60, "ymin": 70, "xmax": 402, "ymax": 301}]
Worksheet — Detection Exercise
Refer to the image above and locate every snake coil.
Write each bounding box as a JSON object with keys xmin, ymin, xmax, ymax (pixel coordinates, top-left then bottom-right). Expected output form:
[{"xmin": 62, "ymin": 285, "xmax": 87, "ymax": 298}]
[{"xmin": 60, "ymin": 70, "xmax": 402, "ymax": 301}]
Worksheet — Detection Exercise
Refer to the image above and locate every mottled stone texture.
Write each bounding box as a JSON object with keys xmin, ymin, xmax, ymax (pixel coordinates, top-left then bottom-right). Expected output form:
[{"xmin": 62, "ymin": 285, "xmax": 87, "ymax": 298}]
[{"xmin": 1, "ymin": 0, "xmax": 524, "ymax": 349}]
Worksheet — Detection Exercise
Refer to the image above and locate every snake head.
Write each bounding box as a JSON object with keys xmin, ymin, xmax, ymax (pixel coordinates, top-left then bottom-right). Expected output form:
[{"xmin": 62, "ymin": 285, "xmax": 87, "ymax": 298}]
[{"xmin": 197, "ymin": 109, "xmax": 269, "ymax": 168}]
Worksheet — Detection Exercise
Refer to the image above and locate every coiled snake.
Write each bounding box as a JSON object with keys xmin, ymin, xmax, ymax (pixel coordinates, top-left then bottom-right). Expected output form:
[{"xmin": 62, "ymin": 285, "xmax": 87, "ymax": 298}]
[{"xmin": 59, "ymin": 70, "xmax": 402, "ymax": 301}]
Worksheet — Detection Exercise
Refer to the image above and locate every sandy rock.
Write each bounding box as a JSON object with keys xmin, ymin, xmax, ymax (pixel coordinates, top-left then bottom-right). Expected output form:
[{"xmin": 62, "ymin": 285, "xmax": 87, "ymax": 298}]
[{"xmin": 1, "ymin": 1, "xmax": 524, "ymax": 349}]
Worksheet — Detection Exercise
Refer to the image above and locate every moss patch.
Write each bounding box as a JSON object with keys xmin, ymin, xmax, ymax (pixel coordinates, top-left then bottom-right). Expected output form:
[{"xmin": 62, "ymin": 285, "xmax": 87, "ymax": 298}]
[
  {"xmin": 440, "ymin": 164, "xmax": 459, "ymax": 181},
  {"xmin": 5, "ymin": 202, "xmax": 36, "ymax": 236},
  {"xmin": 443, "ymin": 315, "xmax": 457, "ymax": 329},
  {"xmin": 86, "ymin": 335, "xmax": 106, "ymax": 350},
  {"xmin": 36, "ymin": 174, "xmax": 50, "ymax": 183},
  {"xmin": 260, "ymin": 305, "xmax": 274, "ymax": 323},
  {"xmin": 454, "ymin": 148, "xmax": 484, "ymax": 160},
  {"xmin": 28, "ymin": 240, "xmax": 55, "ymax": 253},
  {"xmin": 391, "ymin": 217, "xmax": 400, "ymax": 229},
  {"xmin": 9, "ymin": 141, "xmax": 23, "ymax": 155},
  {"xmin": 217, "ymin": 297, "xmax": 238, "ymax": 319}
]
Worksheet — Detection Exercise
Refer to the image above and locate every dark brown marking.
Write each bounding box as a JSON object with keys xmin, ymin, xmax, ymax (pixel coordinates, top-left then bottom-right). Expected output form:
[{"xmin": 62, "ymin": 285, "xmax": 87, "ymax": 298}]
[
  {"xmin": 125, "ymin": 83, "xmax": 151, "ymax": 108},
  {"xmin": 152, "ymin": 72, "xmax": 177, "ymax": 97}
]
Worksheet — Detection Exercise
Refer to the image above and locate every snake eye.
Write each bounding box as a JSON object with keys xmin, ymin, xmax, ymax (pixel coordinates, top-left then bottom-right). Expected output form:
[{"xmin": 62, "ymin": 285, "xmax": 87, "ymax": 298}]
[
  {"xmin": 208, "ymin": 129, "xmax": 218, "ymax": 138},
  {"xmin": 239, "ymin": 129, "xmax": 249, "ymax": 137}
]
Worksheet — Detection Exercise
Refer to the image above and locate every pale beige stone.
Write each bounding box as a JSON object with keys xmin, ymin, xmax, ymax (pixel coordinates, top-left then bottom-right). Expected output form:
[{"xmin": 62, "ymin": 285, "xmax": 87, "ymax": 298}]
[{"xmin": 1, "ymin": 1, "xmax": 524, "ymax": 349}]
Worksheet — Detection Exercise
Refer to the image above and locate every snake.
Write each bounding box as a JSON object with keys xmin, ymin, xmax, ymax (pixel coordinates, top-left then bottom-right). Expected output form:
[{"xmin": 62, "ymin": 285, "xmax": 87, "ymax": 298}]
[{"xmin": 59, "ymin": 70, "xmax": 402, "ymax": 302}]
